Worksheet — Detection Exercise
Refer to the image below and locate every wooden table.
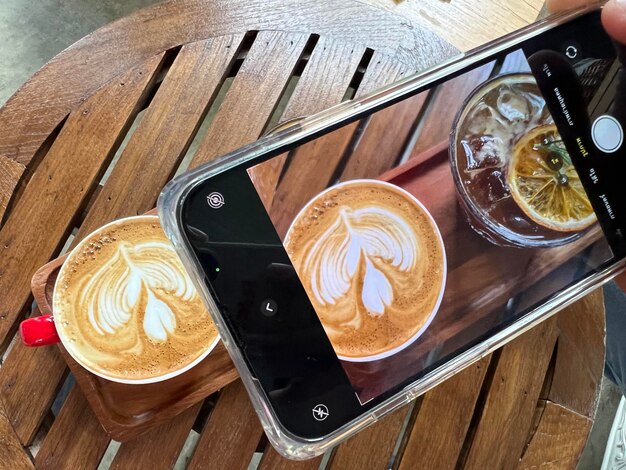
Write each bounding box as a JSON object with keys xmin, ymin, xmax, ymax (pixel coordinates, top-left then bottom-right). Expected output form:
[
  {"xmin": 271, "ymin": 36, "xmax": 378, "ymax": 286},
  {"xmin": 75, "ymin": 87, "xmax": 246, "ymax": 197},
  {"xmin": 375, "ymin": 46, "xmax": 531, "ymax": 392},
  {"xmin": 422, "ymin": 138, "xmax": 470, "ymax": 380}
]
[{"xmin": 0, "ymin": 0, "xmax": 605, "ymax": 468}]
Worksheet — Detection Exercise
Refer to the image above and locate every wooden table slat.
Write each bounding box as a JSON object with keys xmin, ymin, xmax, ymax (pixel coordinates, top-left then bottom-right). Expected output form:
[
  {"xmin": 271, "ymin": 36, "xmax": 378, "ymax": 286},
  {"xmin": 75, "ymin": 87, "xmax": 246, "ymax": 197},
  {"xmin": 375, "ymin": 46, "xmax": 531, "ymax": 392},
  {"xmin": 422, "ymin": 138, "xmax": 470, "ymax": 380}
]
[
  {"xmin": 397, "ymin": 356, "xmax": 492, "ymax": 470},
  {"xmin": 339, "ymin": 92, "xmax": 430, "ymax": 181},
  {"xmin": 517, "ymin": 401, "xmax": 592, "ymax": 470},
  {"xmin": 0, "ymin": 401, "xmax": 34, "ymax": 469},
  {"xmin": 190, "ymin": 30, "xmax": 309, "ymax": 169},
  {"xmin": 187, "ymin": 381, "xmax": 263, "ymax": 470},
  {"xmin": 75, "ymin": 33, "xmax": 245, "ymax": 238},
  {"xmin": 35, "ymin": 387, "xmax": 110, "ymax": 469},
  {"xmin": 463, "ymin": 319, "xmax": 560, "ymax": 469},
  {"xmin": 282, "ymin": 36, "xmax": 366, "ymax": 122},
  {"xmin": 249, "ymin": 36, "xmax": 366, "ymax": 210},
  {"xmin": 0, "ymin": 341, "xmax": 67, "ymax": 445},
  {"xmin": 110, "ymin": 403, "xmax": 202, "ymax": 469},
  {"xmin": 549, "ymin": 289, "xmax": 605, "ymax": 418},
  {"xmin": 354, "ymin": 51, "xmax": 411, "ymax": 99},
  {"xmin": 327, "ymin": 406, "xmax": 412, "ymax": 470},
  {"xmin": 0, "ymin": 155, "xmax": 25, "ymax": 218}
]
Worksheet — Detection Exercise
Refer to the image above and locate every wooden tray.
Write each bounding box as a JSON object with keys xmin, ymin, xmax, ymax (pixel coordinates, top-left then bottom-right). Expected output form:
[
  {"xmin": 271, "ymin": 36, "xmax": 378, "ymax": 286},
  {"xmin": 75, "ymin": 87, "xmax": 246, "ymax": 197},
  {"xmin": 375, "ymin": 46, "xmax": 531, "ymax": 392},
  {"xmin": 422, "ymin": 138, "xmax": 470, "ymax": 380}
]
[{"xmin": 31, "ymin": 223, "xmax": 240, "ymax": 442}]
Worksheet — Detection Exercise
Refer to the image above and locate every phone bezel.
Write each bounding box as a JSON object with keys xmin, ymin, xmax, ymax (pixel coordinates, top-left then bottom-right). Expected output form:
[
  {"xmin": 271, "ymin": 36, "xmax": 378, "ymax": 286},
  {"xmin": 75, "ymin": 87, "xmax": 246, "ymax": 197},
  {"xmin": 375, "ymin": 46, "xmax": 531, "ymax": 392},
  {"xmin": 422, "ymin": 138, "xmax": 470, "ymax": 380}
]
[{"xmin": 158, "ymin": 3, "xmax": 626, "ymax": 459}]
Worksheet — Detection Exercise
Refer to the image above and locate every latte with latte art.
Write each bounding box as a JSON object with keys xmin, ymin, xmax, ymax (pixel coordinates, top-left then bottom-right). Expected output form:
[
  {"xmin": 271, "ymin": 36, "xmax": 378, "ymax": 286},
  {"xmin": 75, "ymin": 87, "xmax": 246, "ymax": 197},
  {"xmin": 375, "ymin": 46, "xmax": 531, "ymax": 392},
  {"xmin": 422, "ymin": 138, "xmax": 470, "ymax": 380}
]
[
  {"xmin": 285, "ymin": 181, "xmax": 446, "ymax": 360},
  {"xmin": 54, "ymin": 216, "xmax": 218, "ymax": 382}
]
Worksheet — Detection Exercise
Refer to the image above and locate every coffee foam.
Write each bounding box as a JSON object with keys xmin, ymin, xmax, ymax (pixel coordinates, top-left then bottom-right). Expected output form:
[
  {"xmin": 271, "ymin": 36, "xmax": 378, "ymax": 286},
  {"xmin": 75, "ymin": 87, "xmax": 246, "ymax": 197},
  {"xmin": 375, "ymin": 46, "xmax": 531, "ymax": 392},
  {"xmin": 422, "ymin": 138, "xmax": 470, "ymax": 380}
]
[
  {"xmin": 285, "ymin": 182, "xmax": 445, "ymax": 359},
  {"xmin": 54, "ymin": 218, "xmax": 217, "ymax": 381}
]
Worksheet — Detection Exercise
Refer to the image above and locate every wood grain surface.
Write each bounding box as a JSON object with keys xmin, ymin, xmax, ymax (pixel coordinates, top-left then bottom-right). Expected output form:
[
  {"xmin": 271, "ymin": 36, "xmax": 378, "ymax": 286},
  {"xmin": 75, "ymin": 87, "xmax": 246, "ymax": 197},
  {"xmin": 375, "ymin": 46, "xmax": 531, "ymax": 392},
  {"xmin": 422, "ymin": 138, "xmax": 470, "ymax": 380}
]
[
  {"xmin": 398, "ymin": 357, "xmax": 492, "ymax": 470},
  {"xmin": 78, "ymin": 34, "xmax": 244, "ymax": 236},
  {"xmin": 191, "ymin": 31, "xmax": 310, "ymax": 168},
  {"xmin": 0, "ymin": 331, "xmax": 67, "ymax": 445},
  {"xmin": 0, "ymin": 155, "xmax": 24, "ymax": 221},
  {"xmin": 463, "ymin": 319, "xmax": 559, "ymax": 469},
  {"xmin": 549, "ymin": 289, "xmax": 606, "ymax": 418},
  {"xmin": 339, "ymin": 92, "xmax": 430, "ymax": 181},
  {"xmin": 0, "ymin": 402, "xmax": 33, "ymax": 470},
  {"xmin": 109, "ymin": 403, "xmax": 202, "ymax": 469},
  {"xmin": 328, "ymin": 406, "xmax": 413, "ymax": 470},
  {"xmin": 187, "ymin": 381, "xmax": 263, "ymax": 470},
  {"xmin": 367, "ymin": 0, "xmax": 544, "ymax": 51},
  {"xmin": 517, "ymin": 401, "xmax": 592, "ymax": 470},
  {"xmin": 0, "ymin": 0, "xmax": 457, "ymax": 186},
  {"xmin": 34, "ymin": 388, "xmax": 110, "ymax": 469},
  {"xmin": 249, "ymin": 36, "xmax": 366, "ymax": 209}
]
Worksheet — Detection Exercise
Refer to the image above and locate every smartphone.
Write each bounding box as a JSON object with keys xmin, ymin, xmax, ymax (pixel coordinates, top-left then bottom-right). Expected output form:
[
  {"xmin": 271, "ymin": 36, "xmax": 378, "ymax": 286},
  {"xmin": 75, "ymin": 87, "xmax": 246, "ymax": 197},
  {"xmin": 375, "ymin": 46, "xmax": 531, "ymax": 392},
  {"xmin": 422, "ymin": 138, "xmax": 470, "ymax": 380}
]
[{"xmin": 159, "ymin": 5, "xmax": 626, "ymax": 460}]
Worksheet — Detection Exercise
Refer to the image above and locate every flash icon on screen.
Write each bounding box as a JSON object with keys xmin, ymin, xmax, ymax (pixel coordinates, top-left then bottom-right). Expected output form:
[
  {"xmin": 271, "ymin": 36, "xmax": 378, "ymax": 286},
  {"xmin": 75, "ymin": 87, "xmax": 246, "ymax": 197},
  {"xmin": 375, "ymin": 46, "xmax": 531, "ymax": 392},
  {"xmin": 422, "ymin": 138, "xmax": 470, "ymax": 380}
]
[{"xmin": 312, "ymin": 404, "xmax": 330, "ymax": 421}]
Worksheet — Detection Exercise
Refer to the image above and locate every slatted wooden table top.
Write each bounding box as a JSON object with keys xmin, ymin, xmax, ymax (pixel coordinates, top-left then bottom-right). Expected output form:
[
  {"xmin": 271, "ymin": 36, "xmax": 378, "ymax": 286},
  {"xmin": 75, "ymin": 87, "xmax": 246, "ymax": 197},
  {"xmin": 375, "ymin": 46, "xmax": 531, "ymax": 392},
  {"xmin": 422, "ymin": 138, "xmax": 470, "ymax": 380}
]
[{"xmin": 0, "ymin": 0, "xmax": 606, "ymax": 468}]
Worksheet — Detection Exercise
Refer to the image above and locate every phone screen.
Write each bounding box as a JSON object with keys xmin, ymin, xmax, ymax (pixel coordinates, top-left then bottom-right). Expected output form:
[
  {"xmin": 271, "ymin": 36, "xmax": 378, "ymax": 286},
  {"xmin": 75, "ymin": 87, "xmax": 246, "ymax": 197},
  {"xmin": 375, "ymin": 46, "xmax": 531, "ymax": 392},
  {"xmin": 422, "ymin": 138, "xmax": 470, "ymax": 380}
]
[{"xmin": 180, "ymin": 10, "xmax": 626, "ymax": 425}]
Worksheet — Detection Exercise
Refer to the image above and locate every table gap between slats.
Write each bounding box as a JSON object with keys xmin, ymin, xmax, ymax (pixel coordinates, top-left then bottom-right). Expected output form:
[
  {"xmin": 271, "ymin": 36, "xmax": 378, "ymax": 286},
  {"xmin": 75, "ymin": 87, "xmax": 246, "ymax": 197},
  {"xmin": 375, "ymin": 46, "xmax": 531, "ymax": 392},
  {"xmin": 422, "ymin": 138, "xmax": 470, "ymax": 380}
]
[{"xmin": 454, "ymin": 349, "xmax": 503, "ymax": 469}]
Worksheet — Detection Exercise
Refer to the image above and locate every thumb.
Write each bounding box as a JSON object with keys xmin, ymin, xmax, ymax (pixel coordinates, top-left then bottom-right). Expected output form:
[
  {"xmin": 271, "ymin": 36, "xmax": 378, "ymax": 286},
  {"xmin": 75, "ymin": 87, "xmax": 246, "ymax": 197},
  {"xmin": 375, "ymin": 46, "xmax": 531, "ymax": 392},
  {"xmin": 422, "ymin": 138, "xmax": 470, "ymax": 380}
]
[{"xmin": 603, "ymin": 0, "xmax": 626, "ymax": 44}]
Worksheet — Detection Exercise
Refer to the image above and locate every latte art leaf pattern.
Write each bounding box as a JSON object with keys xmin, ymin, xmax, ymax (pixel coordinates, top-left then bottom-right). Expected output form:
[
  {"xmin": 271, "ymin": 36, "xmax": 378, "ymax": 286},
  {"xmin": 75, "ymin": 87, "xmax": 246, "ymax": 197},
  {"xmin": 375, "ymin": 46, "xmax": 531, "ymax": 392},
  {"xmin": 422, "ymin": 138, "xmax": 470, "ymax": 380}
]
[
  {"xmin": 285, "ymin": 181, "xmax": 445, "ymax": 360},
  {"xmin": 82, "ymin": 241, "xmax": 197, "ymax": 342},
  {"xmin": 306, "ymin": 207, "xmax": 419, "ymax": 316}
]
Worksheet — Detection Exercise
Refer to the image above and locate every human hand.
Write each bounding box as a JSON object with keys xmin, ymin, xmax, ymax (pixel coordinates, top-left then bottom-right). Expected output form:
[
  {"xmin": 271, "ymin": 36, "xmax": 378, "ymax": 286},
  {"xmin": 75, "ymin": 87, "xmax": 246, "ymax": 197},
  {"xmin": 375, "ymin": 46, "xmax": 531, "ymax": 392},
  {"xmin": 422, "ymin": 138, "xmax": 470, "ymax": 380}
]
[{"xmin": 547, "ymin": 0, "xmax": 626, "ymax": 44}]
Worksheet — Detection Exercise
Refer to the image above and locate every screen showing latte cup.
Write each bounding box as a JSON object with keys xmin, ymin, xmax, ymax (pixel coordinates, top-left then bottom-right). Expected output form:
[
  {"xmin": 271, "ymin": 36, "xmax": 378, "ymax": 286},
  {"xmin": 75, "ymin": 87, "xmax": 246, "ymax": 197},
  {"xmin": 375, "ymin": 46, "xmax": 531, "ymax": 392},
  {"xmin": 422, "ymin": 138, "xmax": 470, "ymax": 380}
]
[
  {"xmin": 177, "ymin": 12, "xmax": 625, "ymax": 406},
  {"xmin": 236, "ymin": 35, "xmax": 625, "ymax": 403},
  {"xmin": 284, "ymin": 181, "xmax": 446, "ymax": 362},
  {"xmin": 21, "ymin": 216, "xmax": 219, "ymax": 384}
]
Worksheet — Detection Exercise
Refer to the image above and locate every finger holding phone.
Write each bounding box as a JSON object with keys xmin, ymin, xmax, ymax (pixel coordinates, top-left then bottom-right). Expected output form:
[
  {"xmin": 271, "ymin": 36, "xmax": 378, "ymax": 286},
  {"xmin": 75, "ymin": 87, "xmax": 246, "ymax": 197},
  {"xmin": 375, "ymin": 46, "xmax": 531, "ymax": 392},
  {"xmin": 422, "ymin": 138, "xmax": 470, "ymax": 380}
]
[{"xmin": 549, "ymin": 0, "xmax": 626, "ymax": 44}]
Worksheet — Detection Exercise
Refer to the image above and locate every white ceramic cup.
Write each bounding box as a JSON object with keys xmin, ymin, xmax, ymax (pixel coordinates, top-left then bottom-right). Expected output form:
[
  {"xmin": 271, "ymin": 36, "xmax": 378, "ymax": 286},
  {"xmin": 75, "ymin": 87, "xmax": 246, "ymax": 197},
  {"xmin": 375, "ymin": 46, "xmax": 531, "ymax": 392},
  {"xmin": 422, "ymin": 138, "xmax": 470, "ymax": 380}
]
[{"xmin": 20, "ymin": 215, "xmax": 219, "ymax": 384}]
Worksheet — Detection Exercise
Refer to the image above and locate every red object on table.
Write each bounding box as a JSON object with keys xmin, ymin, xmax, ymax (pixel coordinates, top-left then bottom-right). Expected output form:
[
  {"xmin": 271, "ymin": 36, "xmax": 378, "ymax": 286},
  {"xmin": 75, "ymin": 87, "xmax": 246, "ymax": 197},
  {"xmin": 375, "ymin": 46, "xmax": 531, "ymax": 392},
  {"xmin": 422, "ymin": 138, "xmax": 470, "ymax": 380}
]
[{"xmin": 19, "ymin": 314, "xmax": 60, "ymax": 347}]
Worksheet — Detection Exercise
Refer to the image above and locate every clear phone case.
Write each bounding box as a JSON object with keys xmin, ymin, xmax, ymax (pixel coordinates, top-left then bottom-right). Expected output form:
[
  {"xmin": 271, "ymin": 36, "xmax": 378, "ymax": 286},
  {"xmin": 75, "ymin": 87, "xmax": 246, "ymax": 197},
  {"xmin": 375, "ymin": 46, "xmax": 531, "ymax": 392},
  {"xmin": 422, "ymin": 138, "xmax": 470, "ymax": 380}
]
[{"xmin": 158, "ymin": 4, "xmax": 625, "ymax": 460}]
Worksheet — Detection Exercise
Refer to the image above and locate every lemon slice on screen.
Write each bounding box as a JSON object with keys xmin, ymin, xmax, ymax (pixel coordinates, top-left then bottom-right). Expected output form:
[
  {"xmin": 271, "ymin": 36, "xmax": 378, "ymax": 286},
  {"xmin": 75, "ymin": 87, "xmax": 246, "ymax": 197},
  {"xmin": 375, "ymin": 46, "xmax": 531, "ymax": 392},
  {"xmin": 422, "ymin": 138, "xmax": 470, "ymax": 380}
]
[{"xmin": 507, "ymin": 125, "xmax": 596, "ymax": 232}]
